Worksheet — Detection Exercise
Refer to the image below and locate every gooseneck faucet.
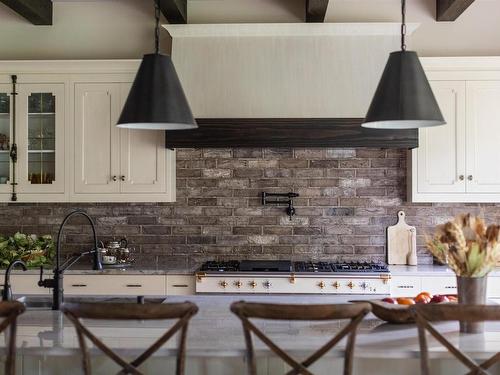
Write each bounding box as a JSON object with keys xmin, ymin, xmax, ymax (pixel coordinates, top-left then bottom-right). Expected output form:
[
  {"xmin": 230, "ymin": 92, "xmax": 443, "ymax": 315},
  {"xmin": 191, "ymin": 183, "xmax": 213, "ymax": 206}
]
[
  {"xmin": 2, "ymin": 260, "xmax": 27, "ymax": 301},
  {"xmin": 38, "ymin": 209, "xmax": 102, "ymax": 310}
]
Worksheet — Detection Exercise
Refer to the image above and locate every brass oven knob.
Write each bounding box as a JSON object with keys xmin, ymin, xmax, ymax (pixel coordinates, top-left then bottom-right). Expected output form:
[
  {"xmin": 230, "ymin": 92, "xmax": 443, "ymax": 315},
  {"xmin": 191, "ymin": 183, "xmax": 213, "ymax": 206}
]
[
  {"xmin": 220, "ymin": 281, "xmax": 228, "ymax": 288},
  {"xmin": 318, "ymin": 281, "xmax": 326, "ymax": 289},
  {"xmin": 332, "ymin": 281, "xmax": 340, "ymax": 289},
  {"xmin": 250, "ymin": 281, "xmax": 257, "ymax": 288},
  {"xmin": 235, "ymin": 281, "xmax": 242, "ymax": 288},
  {"xmin": 347, "ymin": 281, "xmax": 354, "ymax": 289}
]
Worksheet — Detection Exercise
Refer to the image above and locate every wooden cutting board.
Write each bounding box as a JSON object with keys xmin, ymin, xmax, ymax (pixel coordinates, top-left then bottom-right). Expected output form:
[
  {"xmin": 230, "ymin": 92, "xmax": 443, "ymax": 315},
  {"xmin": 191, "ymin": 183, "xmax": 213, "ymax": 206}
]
[{"xmin": 387, "ymin": 211, "xmax": 417, "ymax": 265}]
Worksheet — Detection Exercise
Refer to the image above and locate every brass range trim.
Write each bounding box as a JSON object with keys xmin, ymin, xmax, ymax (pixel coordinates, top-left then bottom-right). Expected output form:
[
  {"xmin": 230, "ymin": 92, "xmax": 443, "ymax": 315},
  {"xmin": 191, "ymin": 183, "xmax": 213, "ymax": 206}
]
[
  {"xmin": 196, "ymin": 272, "xmax": 206, "ymax": 282},
  {"xmin": 380, "ymin": 274, "xmax": 391, "ymax": 284},
  {"xmin": 289, "ymin": 273, "xmax": 296, "ymax": 284}
]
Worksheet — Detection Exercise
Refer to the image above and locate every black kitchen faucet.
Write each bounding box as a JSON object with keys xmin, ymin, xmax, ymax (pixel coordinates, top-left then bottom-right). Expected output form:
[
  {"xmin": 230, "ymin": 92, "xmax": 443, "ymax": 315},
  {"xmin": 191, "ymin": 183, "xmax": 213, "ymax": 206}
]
[{"xmin": 38, "ymin": 209, "xmax": 102, "ymax": 310}]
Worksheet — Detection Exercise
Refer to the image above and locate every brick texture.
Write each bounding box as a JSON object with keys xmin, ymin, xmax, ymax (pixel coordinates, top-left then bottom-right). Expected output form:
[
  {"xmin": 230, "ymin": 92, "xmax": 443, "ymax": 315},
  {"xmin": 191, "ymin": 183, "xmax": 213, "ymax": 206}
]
[{"xmin": 2, "ymin": 147, "xmax": 499, "ymax": 268}]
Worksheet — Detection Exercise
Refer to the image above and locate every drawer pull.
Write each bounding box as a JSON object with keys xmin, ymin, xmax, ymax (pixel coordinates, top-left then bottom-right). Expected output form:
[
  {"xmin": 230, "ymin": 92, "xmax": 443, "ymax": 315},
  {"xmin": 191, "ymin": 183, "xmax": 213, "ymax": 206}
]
[
  {"xmin": 445, "ymin": 286, "xmax": 456, "ymax": 289},
  {"xmin": 397, "ymin": 285, "xmax": 414, "ymax": 288},
  {"xmin": 126, "ymin": 284, "xmax": 142, "ymax": 288},
  {"xmin": 71, "ymin": 284, "xmax": 87, "ymax": 287},
  {"xmin": 172, "ymin": 284, "xmax": 189, "ymax": 288}
]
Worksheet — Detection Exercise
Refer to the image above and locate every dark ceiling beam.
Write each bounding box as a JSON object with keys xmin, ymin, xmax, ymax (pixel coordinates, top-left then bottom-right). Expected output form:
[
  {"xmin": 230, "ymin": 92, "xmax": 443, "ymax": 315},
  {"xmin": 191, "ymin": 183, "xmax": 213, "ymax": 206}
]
[
  {"xmin": 305, "ymin": 0, "xmax": 329, "ymax": 22},
  {"xmin": 159, "ymin": 0, "xmax": 187, "ymax": 24},
  {"xmin": 436, "ymin": 0, "xmax": 475, "ymax": 21},
  {"xmin": 0, "ymin": 0, "xmax": 52, "ymax": 25}
]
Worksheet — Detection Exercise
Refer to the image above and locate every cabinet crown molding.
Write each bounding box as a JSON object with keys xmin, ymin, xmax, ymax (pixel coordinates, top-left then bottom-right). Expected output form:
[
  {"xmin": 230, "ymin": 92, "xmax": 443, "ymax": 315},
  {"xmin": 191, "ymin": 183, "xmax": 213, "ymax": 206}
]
[{"xmin": 0, "ymin": 60, "xmax": 141, "ymax": 74}]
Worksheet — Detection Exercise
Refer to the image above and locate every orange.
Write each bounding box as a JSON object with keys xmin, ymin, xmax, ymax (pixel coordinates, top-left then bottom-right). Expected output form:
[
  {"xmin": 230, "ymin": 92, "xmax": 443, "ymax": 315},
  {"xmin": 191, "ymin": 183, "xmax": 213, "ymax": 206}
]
[
  {"xmin": 396, "ymin": 297, "xmax": 416, "ymax": 305},
  {"xmin": 416, "ymin": 292, "xmax": 432, "ymax": 299},
  {"xmin": 415, "ymin": 292, "xmax": 432, "ymax": 304}
]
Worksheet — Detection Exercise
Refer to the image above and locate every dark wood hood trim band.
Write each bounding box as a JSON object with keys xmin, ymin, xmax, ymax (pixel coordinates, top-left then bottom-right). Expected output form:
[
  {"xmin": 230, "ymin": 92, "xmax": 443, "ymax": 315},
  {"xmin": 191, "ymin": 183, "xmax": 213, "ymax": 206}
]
[{"xmin": 165, "ymin": 118, "xmax": 418, "ymax": 148}]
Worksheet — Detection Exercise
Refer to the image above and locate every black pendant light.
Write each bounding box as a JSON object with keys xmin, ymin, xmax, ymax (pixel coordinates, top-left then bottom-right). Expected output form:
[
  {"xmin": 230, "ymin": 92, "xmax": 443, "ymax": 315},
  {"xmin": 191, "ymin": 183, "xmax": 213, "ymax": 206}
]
[
  {"xmin": 362, "ymin": 0, "xmax": 445, "ymax": 129},
  {"xmin": 117, "ymin": 0, "xmax": 197, "ymax": 130}
]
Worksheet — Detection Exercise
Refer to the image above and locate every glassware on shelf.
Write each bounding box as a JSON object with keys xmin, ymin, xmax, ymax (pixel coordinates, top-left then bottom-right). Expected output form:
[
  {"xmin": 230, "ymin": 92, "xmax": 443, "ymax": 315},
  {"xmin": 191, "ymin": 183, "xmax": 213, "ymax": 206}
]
[{"xmin": 27, "ymin": 92, "xmax": 56, "ymax": 185}]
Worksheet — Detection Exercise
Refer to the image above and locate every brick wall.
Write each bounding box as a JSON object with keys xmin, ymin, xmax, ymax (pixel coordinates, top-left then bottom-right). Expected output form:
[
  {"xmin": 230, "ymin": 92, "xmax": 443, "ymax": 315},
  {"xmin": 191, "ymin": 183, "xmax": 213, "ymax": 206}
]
[{"xmin": 1, "ymin": 147, "xmax": 499, "ymax": 268}]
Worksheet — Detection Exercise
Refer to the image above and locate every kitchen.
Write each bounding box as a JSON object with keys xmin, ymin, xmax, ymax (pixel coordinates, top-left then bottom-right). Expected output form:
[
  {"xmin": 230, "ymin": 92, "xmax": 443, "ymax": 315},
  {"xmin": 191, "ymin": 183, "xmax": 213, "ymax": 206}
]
[{"xmin": 1, "ymin": 0, "xmax": 500, "ymax": 374}]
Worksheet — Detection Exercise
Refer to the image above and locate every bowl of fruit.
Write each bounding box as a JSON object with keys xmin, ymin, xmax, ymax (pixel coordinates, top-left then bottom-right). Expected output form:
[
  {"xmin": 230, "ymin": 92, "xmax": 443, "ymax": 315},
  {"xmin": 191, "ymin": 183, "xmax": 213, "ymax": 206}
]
[{"xmin": 352, "ymin": 293, "xmax": 458, "ymax": 324}]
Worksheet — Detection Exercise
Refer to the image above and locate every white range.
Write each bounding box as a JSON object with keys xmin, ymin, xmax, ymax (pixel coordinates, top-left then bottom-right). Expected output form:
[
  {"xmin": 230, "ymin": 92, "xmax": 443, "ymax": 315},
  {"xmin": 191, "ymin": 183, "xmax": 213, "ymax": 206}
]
[{"xmin": 195, "ymin": 260, "xmax": 391, "ymax": 295}]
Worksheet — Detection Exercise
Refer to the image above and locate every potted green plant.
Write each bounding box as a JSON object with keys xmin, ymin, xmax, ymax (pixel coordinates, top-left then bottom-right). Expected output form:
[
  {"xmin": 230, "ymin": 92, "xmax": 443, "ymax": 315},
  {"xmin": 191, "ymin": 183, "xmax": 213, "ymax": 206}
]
[
  {"xmin": 427, "ymin": 214, "xmax": 500, "ymax": 333},
  {"xmin": 0, "ymin": 233, "xmax": 55, "ymax": 268}
]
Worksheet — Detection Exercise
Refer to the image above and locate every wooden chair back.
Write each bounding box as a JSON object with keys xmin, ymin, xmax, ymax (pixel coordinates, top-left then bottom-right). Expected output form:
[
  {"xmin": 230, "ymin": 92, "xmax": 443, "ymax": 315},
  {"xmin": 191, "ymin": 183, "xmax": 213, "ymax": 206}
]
[
  {"xmin": 0, "ymin": 301, "xmax": 26, "ymax": 375},
  {"xmin": 412, "ymin": 304, "xmax": 500, "ymax": 375},
  {"xmin": 231, "ymin": 301, "xmax": 371, "ymax": 375},
  {"xmin": 62, "ymin": 302, "xmax": 198, "ymax": 375}
]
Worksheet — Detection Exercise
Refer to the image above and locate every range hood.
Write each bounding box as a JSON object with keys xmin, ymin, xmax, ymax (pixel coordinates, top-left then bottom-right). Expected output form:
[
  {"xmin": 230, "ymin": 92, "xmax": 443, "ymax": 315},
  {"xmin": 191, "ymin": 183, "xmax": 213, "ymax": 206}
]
[{"xmin": 163, "ymin": 23, "xmax": 420, "ymax": 148}]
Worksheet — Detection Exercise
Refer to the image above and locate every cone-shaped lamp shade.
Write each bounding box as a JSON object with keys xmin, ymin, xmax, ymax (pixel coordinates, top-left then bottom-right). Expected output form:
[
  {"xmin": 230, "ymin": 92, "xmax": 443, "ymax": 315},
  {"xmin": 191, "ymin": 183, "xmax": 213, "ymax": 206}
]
[
  {"xmin": 117, "ymin": 53, "xmax": 197, "ymax": 130},
  {"xmin": 362, "ymin": 51, "xmax": 445, "ymax": 129}
]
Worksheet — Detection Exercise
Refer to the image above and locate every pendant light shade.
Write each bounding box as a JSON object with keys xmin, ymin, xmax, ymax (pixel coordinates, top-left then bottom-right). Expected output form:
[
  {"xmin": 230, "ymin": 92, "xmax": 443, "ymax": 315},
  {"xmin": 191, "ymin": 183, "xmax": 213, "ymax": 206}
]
[
  {"xmin": 361, "ymin": 51, "xmax": 445, "ymax": 129},
  {"xmin": 117, "ymin": 53, "xmax": 197, "ymax": 130}
]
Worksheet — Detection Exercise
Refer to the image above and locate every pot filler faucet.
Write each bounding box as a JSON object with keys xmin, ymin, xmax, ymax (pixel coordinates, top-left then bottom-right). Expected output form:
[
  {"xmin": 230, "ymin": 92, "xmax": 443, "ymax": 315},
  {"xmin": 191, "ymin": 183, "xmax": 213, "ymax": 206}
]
[{"xmin": 38, "ymin": 209, "xmax": 102, "ymax": 310}]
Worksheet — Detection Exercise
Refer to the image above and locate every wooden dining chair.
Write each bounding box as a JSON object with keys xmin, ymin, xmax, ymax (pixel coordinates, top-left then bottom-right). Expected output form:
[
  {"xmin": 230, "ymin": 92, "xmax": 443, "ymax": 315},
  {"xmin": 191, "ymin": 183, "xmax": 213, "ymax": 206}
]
[
  {"xmin": 62, "ymin": 302, "xmax": 198, "ymax": 375},
  {"xmin": 413, "ymin": 304, "xmax": 500, "ymax": 375},
  {"xmin": 231, "ymin": 301, "xmax": 371, "ymax": 375},
  {"xmin": 0, "ymin": 301, "xmax": 26, "ymax": 375}
]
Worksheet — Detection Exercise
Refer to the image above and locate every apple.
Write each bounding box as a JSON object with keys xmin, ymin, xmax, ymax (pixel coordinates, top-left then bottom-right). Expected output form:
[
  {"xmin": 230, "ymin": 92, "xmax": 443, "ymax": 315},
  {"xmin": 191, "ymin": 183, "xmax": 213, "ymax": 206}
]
[
  {"xmin": 430, "ymin": 294, "xmax": 450, "ymax": 303},
  {"xmin": 382, "ymin": 297, "xmax": 397, "ymax": 304}
]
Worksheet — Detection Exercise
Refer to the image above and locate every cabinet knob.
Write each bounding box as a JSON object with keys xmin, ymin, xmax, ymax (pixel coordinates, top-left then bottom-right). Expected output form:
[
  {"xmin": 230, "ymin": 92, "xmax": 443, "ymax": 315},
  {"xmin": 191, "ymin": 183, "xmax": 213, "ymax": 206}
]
[
  {"xmin": 120, "ymin": 175, "xmax": 126, "ymax": 181},
  {"xmin": 468, "ymin": 175, "xmax": 473, "ymax": 181},
  {"xmin": 112, "ymin": 175, "xmax": 117, "ymax": 182},
  {"xmin": 459, "ymin": 175, "xmax": 464, "ymax": 181}
]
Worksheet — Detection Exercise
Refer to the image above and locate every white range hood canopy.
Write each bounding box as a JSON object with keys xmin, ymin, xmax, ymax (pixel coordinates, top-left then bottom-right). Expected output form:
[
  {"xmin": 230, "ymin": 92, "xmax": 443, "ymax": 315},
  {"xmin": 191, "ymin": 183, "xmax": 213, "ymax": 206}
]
[{"xmin": 163, "ymin": 23, "xmax": 419, "ymax": 119}]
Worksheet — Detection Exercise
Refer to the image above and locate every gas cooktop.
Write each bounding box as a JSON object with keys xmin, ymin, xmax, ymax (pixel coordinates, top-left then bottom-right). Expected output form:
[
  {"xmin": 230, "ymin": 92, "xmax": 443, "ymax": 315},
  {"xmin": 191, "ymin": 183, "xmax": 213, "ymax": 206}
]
[{"xmin": 199, "ymin": 260, "xmax": 389, "ymax": 273}]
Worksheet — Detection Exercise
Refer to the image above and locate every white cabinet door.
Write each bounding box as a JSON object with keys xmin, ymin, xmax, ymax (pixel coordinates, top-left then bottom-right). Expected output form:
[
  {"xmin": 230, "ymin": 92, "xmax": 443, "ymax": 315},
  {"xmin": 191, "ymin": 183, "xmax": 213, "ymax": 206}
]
[
  {"xmin": 0, "ymin": 85, "xmax": 12, "ymax": 195},
  {"xmin": 74, "ymin": 83, "xmax": 121, "ymax": 194},
  {"xmin": 118, "ymin": 83, "xmax": 167, "ymax": 194},
  {"xmin": 466, "ymin": 81, "xmax": 500, "ymax": 193},
  {"xmin": 16, "ymin": 83, "xmax": 66, "ymax": 194},
  {"xmin": 415, "ymin": 81, "xmax": 466, "ymax": 194}
]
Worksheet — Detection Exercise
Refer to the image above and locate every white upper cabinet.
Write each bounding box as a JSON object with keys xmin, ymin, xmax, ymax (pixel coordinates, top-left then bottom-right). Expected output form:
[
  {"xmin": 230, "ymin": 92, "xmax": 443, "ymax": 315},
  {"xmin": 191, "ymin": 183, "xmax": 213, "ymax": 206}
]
[
  {"xmin": 118, "ymin": 83, "xmax": 169, "ymax": 194},
  {"xmin": 465, "ymin": 81, "xmax": 500, "ymax": 193},
  {"xmin": 71, "ymin": 78, "xmax": 175, "ymax": 202},
  {"xmin": 0, "ymin": 60, "xmax": 176, "ymax": 203},
  {"xmin": 0, "ymin": 84, "xmax": 12, "ymax": 195},
  {"xmin": 410, "ymin": 57, "xmax": 500, "ymax": 202},
  {"xmin": 415, "ymin": 81, "xmax": 466, "ymax": 195},
  {"xmin": 74, "ymin": 83, "xmax": 121, "ymax": 194}
]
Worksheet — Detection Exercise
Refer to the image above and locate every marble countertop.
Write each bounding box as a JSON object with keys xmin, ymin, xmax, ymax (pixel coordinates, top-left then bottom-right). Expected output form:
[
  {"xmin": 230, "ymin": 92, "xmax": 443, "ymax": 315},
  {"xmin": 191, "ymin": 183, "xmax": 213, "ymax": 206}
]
[
  {"xmin": 9, "ymin": 295, "xmax": 500, "ymax": 360},
  {"xmin": 2, "ymin": 263, "xmax": 500, "ymax": 277}
]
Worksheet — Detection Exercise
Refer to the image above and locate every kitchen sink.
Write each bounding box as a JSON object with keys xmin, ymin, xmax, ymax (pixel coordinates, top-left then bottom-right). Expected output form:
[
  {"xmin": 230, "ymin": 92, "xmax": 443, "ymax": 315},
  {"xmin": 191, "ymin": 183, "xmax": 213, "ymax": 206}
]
[{"xmin": 16, "ymin": 296, "xmax": 167, "ymax": 310}]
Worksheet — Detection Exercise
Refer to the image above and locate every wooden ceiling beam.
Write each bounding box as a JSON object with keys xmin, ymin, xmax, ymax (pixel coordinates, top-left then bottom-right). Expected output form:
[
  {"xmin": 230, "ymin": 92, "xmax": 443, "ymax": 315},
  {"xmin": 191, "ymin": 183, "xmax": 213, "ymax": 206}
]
[
  {"xmin": 0, "ymin": 0, "xmax": 52, "ymax": 25},
  {"xmin": 436, "ymin": 0, "xmax": 475, "ymax": 21},
  {"xmin": 306, "ymin": 0, "xmax": 329, "ymax": 22},
  {"xmin": 159, "ymin": 0, "xmax": 187, "ymax": 24}
]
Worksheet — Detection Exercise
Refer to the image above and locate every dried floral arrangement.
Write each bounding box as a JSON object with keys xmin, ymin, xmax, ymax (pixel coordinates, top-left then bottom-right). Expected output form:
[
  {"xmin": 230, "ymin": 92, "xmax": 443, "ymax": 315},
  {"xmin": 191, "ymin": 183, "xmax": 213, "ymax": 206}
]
[{"xmin": 426, "ymin": 214, "xmax": 500, "ymax": 277}]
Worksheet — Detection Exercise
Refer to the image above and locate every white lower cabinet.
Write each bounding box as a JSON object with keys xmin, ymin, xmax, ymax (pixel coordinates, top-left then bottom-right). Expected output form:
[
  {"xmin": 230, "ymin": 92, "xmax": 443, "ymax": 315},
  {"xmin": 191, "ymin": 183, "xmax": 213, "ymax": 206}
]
[
  {"xmin": 63, "ymin": 275, "xmax": 166, "ymax": 296},
  {"xmin": 166, "ymin": 275, "xmax": 196, "ymax": 295},
  {"xmin": 391, "ymin": 275, "xmax": 457, "ymax": 297},
  {"xmin": 390, "ymin": 276, "xmax": 422, "ymax": 297}
]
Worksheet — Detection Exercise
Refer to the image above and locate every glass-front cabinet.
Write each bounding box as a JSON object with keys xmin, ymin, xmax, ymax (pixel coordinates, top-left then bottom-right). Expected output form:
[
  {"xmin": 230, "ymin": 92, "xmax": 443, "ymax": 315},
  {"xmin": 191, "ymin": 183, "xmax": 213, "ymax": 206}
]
[
  {"xmin": 16, "ymin": 83, "xmax": 65, "ymax": 196},
  {"xmin": 0, "ymin": 84, "xmax": 11, "ymax": 194},
  {"xmin": 0, "ymin": 79, "xmax": 65, "ymax": 201}
]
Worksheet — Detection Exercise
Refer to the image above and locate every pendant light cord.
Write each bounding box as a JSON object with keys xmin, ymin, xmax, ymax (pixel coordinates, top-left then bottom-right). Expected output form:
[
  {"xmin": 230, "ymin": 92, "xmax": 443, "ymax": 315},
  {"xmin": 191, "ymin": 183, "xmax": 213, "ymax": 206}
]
[
  {"xmin": 401, "ymin": 0, "xmax": 406, "ymax": 51},
  {"xmin": 154, "ymin": 0, "xmax": 160, "ymax": 54}
]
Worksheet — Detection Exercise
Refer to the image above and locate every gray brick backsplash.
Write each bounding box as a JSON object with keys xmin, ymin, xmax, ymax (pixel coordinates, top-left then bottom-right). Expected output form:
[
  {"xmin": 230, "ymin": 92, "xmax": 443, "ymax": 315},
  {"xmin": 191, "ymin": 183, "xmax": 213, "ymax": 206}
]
[{"xmin": 3, "ymin": 147, "xmax": 500, "ymax": 266}]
